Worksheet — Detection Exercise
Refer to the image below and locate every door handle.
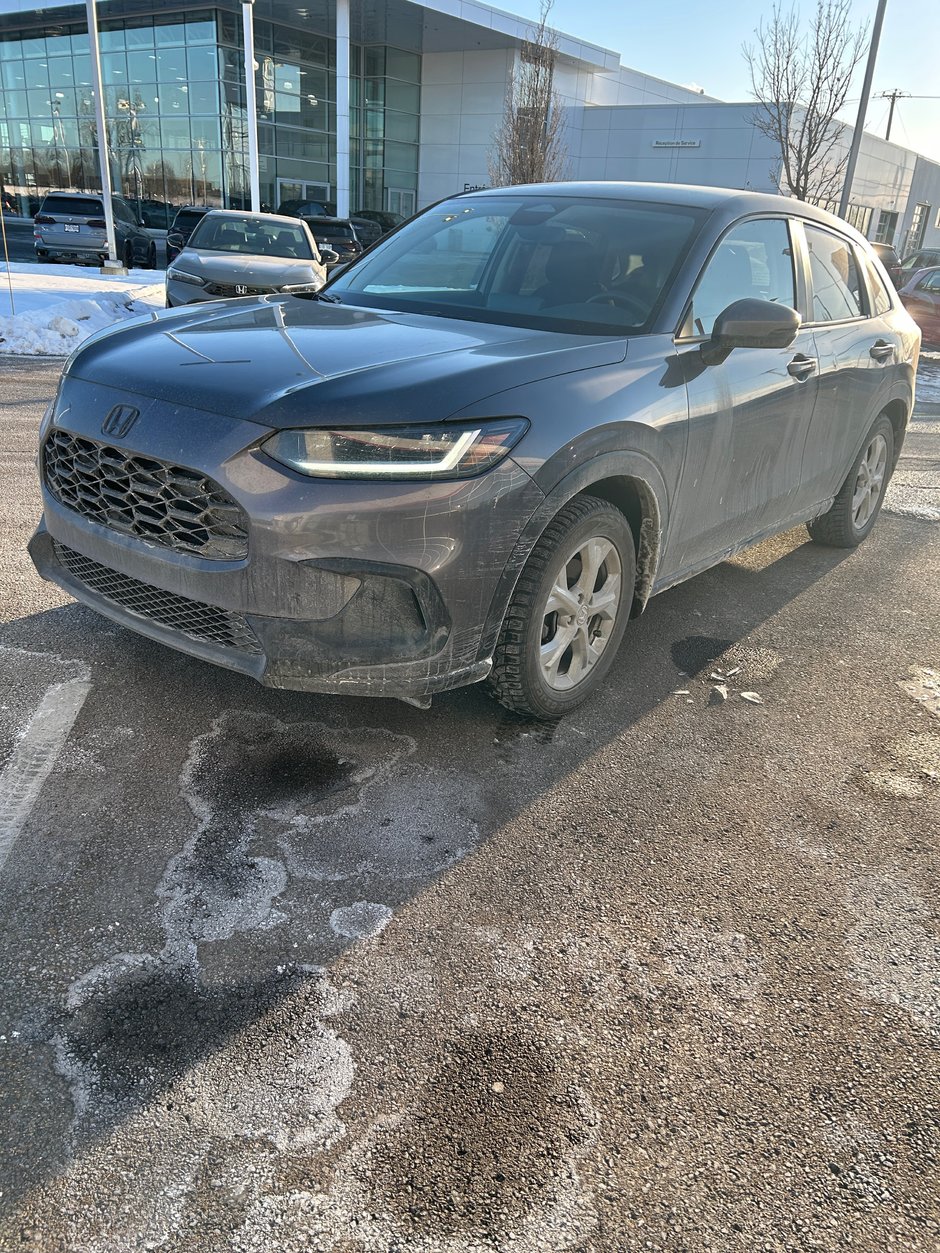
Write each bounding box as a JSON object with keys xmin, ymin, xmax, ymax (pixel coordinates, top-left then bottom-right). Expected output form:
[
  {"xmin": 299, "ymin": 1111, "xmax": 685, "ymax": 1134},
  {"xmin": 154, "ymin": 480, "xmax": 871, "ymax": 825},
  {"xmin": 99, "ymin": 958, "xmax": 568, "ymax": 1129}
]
[
  {"xmin": 870, "ymin": 340, "xmax": 895, "ymax": 361},
  {"xmin": 787, "ymin": 354, "xmax": 817, "ymax": 379}
]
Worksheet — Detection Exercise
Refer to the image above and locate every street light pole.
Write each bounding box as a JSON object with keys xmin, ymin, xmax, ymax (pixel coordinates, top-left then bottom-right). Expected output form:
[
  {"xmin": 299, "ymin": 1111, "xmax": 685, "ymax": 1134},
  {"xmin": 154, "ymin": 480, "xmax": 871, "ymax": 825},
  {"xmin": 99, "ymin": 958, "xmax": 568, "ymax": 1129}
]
[
  {"xmin": 84, "ymin": 0, "xmax": 119, "ymax": 268},
  {"xmin": 242, "ymin": 1, "xmax": 261, "ymax": 212},
  {"xmin": 838, "ymin": 0, "xmax": 888, "ymax": 220}
]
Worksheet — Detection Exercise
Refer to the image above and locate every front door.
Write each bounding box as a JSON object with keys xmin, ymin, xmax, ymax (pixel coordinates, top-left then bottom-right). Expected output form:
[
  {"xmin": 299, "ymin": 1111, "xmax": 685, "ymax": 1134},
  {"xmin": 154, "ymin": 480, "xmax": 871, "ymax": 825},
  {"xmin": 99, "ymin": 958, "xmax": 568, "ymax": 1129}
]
[{"xmin": 666, "ymin": 216, "xmax": 821, "ymax": 576}]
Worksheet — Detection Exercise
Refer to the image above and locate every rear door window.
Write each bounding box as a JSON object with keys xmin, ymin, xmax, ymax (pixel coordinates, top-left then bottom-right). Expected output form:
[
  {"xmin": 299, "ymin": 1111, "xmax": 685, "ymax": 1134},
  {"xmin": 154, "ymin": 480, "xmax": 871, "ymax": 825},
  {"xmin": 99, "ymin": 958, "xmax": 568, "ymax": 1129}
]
[{"xmin": 805, "ymin": 224, "xmax": 865, "ymax": 321}]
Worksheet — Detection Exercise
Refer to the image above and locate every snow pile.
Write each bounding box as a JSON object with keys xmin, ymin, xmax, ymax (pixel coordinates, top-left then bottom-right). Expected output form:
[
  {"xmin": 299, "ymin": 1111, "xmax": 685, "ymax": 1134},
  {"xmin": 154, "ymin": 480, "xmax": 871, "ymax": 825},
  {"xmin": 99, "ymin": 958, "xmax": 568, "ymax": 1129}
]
[{"xmin": 0, "ymin": 262, "xmax": 164, "ymax": 356}]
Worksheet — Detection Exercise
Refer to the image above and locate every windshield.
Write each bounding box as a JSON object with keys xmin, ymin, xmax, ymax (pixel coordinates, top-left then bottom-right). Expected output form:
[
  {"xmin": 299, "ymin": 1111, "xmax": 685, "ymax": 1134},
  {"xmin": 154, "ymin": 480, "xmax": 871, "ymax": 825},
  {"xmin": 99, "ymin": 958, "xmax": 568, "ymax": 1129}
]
[
  {"xmin": 327, "ymin": 195, "xmax": 704, "ymax": 333},
  {"xmin": 41, "ymin": 196, "xmax": 103, "ymax": 217},
  {"xmin": 188, "ymin": 216, "xmax": 313, "ymax": 260}
]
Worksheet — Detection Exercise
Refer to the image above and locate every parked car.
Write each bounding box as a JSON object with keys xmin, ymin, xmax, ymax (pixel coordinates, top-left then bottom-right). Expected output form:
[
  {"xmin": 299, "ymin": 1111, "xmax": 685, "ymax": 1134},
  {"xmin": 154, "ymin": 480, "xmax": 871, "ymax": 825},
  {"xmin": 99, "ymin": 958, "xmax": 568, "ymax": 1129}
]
[
  {"xmin": 276, "ymin": 198, "xmax": 330, "ymax": 218},
  {"xmin": 30, "ymin": 183, "xmax": 919, "ymax": 718},
  {"xmin": 164, "ymin": 210, "xmax": 329, "ymax": 307},
  {"xmin": 298, "ymin": 215, "xmax": 363, "ymax": 268},
  {"xmin": 33, "ymin": 191, "xmax": 156, "ymax": 268},
  {"xmin": 871, "ymin": 241, "xmax": 902, "ymax": 287},
  {"xmin": 899, "ymin": 248, "xmax": 940, "ymax": 284},
  {"xmin": 348, "ymin": 214, "xmax": 383, "ymax": 247},
  {"xmin": 899, "ymin": 265, "xmax": 940, "ymax": 349},
  {"xmin": 166, "ymin": 205, "xmax": 212, "ymax": 264},
  {"xmin": 353, "ymin": 208, "xmax": 405, "ymax": 235}
]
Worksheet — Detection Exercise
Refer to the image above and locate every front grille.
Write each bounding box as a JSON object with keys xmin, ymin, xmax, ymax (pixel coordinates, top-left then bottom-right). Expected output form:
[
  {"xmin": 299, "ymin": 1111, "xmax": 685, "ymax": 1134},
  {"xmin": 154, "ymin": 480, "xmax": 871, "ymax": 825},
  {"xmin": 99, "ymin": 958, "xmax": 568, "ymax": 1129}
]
[
  {"xmin": 42, "ymin": 430, "xmax": 248, "ymax": 561},
  {"xmin": 203, "ymin": 282, "xmax": 274, "ymax": 297},
  {"xmin": 54, "ymin": 542, "xmax": 263, "ymax": 655}
]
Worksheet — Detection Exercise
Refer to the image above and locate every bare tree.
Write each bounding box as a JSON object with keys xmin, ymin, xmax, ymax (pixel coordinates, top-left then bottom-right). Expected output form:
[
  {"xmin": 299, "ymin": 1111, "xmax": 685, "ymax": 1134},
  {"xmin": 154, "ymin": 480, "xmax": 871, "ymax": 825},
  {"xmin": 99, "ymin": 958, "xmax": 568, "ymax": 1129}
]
[
  {"xmin": 744, "ymin": 1, "xmax": 867, "ymax": 203},
  {"xmin": 488, "ymin": 0, "xmax": 568, "ymax": 187}
]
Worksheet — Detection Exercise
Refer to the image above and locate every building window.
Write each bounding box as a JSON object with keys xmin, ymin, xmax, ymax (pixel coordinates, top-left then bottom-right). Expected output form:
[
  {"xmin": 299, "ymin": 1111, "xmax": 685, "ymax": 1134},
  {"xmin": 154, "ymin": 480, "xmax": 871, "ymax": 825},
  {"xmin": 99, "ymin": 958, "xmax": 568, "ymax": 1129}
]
[
  {"xmin": 873, "ymin": 210, "xmax": 898, "ymax": 245},
  {"xmin": 907, "ymin": 203, "xmax": 930, "ymax": 253},
  {"xmin": 845, "ymin": 204, "xmax": 873, "ymax": 237}
]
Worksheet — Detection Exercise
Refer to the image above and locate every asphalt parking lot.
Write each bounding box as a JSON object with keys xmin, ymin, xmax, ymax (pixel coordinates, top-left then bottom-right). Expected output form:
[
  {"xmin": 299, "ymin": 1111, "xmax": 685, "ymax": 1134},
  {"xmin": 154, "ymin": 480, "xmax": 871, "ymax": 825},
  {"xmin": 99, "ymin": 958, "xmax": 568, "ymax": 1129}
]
[{"xmin": 1, "ymin": 356, "xmax": 938, "ymax": 1252}]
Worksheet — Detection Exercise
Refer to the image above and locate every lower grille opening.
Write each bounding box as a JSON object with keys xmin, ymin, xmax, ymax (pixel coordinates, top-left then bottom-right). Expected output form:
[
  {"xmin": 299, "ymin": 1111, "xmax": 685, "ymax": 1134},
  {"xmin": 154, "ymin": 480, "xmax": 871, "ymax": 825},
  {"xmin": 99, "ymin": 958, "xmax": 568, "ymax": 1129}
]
[{"xmin": 54, "ymin": 542, "xmax": 263, "ymax": 656}]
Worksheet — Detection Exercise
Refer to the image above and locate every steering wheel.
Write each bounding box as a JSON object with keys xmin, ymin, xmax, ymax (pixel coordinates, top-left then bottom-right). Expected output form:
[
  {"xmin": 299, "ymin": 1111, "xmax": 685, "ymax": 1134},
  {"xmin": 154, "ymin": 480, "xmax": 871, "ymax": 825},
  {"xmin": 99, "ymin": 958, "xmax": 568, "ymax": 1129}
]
[{"xmin": 585, "ymin": 289, "xmax": 649, "ymax": 319}]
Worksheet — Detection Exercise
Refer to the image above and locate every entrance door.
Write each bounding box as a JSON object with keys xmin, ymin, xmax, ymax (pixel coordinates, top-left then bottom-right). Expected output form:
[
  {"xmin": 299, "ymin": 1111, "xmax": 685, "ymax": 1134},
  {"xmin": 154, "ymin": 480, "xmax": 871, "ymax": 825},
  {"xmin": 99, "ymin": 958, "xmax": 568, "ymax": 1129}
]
[
  {"xmin": 276, "ymin": 179, "xmax": 331, "ymax": 212},
  {"xmin": 387, "ymin": 188, "xmax": 415, "ymax": 217}
]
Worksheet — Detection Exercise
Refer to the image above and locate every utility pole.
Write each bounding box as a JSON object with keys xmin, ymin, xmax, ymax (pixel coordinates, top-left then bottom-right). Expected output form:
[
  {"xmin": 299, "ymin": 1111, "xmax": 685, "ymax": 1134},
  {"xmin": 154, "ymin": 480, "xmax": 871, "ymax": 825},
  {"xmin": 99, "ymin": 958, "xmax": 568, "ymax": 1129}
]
[
  {"xmin": 242, "ymin": 1, "xmax": 260, "ymax": 212},
  {"xmin": 838, "ymin": 0, "xmax": 888, "ymax": 221},
  {"xmin": 85, "ymin": 0, "xmax": 119, "ymax": 268},
  {"xmin": 876, "ymin": 89, "xmax": 910, "ymax": 142}
]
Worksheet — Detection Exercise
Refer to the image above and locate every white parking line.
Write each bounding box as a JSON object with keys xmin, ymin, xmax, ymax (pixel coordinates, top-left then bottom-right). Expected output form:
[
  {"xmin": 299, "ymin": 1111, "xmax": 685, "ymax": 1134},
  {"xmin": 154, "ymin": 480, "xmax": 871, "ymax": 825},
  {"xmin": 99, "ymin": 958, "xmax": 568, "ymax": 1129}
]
[{"xmin": 0, "ymin": 677, "xmax": 91, "ymax": 874}]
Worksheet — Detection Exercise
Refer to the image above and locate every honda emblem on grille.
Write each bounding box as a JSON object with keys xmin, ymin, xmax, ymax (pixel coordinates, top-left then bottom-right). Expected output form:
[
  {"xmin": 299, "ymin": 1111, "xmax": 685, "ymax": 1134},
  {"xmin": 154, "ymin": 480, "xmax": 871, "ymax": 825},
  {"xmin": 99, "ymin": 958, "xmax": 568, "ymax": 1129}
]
[
  {"xmin": 235, "ymin": 284, "xmax": 249, "ymax": 295},
  {"xmin": 101, "ymin": 404, "xmax": 140, "ymax": 438}
]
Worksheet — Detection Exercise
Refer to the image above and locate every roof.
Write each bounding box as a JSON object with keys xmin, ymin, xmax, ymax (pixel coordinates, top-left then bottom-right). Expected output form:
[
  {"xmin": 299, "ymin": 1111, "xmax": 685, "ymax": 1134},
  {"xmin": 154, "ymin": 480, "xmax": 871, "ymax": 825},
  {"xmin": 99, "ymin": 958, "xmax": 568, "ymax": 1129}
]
[{"xmin": 459, "ymin": 181, "xmax": 874, "ymax": 240}]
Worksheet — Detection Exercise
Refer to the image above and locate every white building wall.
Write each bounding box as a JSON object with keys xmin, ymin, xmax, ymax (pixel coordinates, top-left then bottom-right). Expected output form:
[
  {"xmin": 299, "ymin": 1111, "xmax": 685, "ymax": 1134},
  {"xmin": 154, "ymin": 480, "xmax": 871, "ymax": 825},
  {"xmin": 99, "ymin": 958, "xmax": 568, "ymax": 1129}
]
[
  {"xmin": 418, "ymin": 47, "xmax": 513, "ymax": 205},
  {"xmin": 566, "ymin": 103, "xmax": 781, "ymax": 191}
]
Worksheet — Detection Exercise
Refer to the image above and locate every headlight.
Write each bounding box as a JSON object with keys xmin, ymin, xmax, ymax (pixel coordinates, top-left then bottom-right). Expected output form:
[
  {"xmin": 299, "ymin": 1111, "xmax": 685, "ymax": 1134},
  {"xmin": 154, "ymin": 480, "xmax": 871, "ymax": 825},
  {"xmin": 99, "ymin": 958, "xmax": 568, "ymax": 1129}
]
[
  {"xmin": 261, "ymin": 420, "xmax": 529, "ymax": 480},
  {"xmin": 166, "ymin": 268, "xmax": 205, "ymax": 286},
  {"xmin": 280, "ymin": 281, "xmax": 322, "ymax": 294}
]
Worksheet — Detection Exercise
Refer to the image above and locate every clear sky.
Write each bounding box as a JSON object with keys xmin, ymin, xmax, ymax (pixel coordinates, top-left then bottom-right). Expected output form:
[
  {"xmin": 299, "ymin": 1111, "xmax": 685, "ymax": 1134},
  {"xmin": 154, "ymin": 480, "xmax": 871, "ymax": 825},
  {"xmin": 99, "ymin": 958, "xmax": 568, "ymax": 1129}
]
[{"xmin": 506, "ymin": 0, "xmax": 940, "ymax": 163}]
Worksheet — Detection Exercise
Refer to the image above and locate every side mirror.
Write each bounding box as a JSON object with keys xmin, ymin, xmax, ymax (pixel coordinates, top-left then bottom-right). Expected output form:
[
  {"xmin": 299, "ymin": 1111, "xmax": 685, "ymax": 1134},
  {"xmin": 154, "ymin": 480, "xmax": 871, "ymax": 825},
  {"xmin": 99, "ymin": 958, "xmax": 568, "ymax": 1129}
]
[
  {"xmin": 319, "ymin": 246, "xmax": 339, "ymax": 265},
  {"xmin": 702, "ymin": 298, "xmax": 801, "ymax": 364}
]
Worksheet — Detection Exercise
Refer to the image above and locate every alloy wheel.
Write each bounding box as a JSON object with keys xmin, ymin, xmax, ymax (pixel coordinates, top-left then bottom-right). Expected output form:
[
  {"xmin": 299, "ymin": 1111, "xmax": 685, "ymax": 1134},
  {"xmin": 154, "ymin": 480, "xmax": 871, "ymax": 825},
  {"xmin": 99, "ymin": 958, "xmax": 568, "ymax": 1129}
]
[
  {"xmin": 852, "ymin": 432, "xmax": 888, "ymax": 529},
  {"xmin": 539, "ymin": 535, "xmax": 623, "ymax": 691}
]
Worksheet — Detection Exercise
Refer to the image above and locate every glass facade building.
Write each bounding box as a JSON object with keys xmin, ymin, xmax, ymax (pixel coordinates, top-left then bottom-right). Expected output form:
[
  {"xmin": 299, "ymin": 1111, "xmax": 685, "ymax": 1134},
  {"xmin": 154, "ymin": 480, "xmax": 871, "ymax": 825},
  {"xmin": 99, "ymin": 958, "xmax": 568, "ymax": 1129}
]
[{"xmin": 0, "ymin": 2, "xmax": 420, "ymax": 225}]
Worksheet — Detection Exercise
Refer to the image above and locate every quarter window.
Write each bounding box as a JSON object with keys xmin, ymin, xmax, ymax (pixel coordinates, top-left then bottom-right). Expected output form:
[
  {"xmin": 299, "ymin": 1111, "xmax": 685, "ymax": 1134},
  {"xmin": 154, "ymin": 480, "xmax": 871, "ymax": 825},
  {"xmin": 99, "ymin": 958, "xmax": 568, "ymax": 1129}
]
[
  {"xmin": 687, "ymin": 218, "xmax": 795, "ymax": 338},
  {"xmin": 860, "ymin": 253, "xmax": 893, "ymax": 315},
  {"xmin": 805, "ymin": 225, "xmax": 864, "ymax": 322}
]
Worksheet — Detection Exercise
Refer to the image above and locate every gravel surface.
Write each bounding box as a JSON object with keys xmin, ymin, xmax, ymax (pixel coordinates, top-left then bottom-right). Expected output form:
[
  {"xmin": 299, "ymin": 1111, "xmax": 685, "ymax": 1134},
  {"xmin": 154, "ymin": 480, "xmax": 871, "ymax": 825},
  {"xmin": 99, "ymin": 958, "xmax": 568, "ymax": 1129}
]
[{"xmin": 0, "ymin": 358, "xmax": 938, "ymax": 1252}]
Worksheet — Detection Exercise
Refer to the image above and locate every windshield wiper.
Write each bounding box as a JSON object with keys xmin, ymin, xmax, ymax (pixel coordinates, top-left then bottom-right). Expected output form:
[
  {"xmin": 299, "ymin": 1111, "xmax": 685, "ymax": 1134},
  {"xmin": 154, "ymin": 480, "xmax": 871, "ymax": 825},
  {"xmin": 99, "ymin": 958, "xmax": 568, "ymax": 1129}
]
[{"xmin": 314, "ymin": 291, "xmax": 343, "ymax": 303}]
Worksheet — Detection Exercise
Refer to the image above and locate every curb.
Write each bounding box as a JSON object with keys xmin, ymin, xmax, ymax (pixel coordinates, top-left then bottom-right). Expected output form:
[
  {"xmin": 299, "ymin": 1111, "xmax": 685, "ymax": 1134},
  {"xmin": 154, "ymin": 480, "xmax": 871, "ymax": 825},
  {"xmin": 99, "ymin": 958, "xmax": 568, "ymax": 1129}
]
[{"xmin": 913, "ymin": 402, "xmax": 940, "ymax": 415}]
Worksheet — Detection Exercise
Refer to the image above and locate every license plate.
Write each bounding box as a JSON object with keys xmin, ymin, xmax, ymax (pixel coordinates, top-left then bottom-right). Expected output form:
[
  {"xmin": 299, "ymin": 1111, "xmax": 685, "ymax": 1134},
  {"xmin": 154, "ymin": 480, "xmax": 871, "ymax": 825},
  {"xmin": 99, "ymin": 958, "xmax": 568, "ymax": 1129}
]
[{"xmin": 63, "ymin": 224, "xmax": 80, "ymax": 233}]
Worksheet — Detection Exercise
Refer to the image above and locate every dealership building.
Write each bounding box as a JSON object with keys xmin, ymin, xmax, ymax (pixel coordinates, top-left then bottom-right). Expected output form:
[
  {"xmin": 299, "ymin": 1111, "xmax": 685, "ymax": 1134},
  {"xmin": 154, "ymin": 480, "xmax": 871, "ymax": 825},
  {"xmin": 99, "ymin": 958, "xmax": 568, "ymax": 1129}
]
[{"xmin": 1, "ymin": 0, "xmax": 938, "ymax": 256}]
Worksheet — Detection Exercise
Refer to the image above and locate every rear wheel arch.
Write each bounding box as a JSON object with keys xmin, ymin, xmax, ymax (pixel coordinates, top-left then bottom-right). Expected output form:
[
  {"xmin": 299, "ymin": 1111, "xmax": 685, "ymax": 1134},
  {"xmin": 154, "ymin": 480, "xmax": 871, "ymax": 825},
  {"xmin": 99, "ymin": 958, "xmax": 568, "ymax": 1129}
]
[{"xmin": 882, "ymin": 396, "xmax": 910, "ymax": 465}]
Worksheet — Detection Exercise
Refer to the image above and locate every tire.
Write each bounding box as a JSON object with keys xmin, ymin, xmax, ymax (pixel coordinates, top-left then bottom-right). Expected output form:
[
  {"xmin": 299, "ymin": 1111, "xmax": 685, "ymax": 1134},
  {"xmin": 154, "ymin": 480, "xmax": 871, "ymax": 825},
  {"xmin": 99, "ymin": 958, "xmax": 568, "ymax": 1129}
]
[
  {"xmin": 122, "ymin": 241, "xmax": 133, "ymax": 270},
  {"xmin": 488, "ymin": 494, "xmax": 636, "ymax": 719},
  {"xmin": 146, "ymin": 243, "xmax": 156, "ymax": 270},
  {"xmin": 807, "ymin": 413, "xmax": 895, "ymax": 548}
]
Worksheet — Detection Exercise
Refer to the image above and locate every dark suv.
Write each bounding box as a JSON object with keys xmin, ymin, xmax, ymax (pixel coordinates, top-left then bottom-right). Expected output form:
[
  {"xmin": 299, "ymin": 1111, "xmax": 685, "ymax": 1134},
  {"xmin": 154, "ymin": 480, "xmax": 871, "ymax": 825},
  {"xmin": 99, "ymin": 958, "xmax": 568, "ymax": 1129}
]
[
  {"xmin": 30, "ymin": 184, "xmax": 919, "ymax": 718},
  {"xmin": 33, "ymin": 192, "xmax": 156, "ymax": 268},
  {"xmin": 166, "ymin": 206, "xmax": 212, "ymax": 264},
  {"xmin": 298, "ymin": 216, "xmax": 363, "ymax": 268}
]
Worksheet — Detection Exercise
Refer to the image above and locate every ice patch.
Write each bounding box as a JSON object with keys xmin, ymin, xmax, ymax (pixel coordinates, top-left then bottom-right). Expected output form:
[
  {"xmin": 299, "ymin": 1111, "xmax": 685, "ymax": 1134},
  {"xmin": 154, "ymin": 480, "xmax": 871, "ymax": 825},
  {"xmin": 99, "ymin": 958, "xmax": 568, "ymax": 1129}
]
[{"xmin": 329, "ymin": 901, "xmax": 393, "ymax": 939}]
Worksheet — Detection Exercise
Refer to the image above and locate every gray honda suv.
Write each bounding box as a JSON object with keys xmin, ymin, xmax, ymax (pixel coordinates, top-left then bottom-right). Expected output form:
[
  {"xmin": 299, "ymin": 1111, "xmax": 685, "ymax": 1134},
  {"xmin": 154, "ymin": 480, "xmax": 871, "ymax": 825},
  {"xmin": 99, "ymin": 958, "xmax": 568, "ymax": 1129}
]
[{"xmin": 30, "ymin": 183, "xmax": 920, "ymax": 717}]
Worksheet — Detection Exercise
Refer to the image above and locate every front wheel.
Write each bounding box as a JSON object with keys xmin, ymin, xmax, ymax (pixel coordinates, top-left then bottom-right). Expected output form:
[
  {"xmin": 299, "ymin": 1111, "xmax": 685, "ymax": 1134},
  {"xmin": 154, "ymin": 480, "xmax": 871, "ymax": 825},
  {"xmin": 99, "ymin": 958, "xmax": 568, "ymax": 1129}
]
[
  {"xmin": 488, "ymin": 495, "xmax": 636, "ymax": 719},
  {"xmin": 807, "ymin": 414, "xmax": 895, "ymax": 548}
]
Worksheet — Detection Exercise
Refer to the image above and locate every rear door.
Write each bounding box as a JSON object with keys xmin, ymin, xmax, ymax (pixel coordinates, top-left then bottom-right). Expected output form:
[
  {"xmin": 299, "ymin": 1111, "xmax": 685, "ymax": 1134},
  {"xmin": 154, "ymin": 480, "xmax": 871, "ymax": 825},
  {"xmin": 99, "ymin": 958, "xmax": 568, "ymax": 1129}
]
[
  {"xmin": 666, "ymin": 215, "xmax": 821, "ymax": 573},
  {"xmin": 799, "ymin": 223, "xmax": 904, "ymax": 504}
]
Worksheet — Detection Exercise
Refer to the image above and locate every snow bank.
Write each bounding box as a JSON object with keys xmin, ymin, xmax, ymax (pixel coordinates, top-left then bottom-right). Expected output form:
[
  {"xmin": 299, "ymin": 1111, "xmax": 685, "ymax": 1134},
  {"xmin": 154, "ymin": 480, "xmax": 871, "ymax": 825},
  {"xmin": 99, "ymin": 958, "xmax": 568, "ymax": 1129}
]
[
  {"xmin": 0, "ymin": 262, "xmax": 164, "ymax": 356},
  {"xmin": 915, "ymin": 350, "xmax": 940, "ymax": 407}
]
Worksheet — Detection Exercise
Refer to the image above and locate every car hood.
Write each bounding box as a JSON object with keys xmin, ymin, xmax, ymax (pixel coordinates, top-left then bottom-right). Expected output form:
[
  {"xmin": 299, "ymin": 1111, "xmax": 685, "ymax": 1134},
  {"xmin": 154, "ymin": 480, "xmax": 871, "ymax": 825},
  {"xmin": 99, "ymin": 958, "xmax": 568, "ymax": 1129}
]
[
  {"xmin": 170, "ymin": 248, "xmax": 321, "ymax": 285},
  {"xmin": 67, "ymin": 297, "xmax": 629, "ymax": 428}
]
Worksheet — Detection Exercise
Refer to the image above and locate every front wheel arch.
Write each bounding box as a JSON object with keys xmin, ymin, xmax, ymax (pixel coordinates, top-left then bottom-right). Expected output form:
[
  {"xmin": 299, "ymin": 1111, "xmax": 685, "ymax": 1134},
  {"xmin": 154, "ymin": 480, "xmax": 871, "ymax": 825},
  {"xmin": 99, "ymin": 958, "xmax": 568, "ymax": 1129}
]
[{"xmin": 477, "ymin": 455, "xmax": 666, "ymax": 663}]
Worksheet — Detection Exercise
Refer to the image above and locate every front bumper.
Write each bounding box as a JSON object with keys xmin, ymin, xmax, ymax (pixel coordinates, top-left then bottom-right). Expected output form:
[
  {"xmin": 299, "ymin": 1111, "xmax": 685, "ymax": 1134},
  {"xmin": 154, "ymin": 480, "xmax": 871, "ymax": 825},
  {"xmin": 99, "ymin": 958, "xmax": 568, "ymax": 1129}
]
[{"xmin": 30, "ymin": 381, "xmax": 545, "ymax": 701}]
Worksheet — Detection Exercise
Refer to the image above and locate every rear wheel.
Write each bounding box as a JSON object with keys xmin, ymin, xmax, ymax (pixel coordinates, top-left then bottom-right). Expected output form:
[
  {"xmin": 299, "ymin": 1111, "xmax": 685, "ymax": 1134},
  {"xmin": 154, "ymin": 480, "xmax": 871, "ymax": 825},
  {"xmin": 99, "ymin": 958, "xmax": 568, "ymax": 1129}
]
[
  {"xmin": 145, "ymin": 242, "xmax": 156, "ymax": 270},
  {"xmin": 122, "ymin": 241, "xmax": 133, "ymax": 270},
  {"xmin": 488, "ymin": 495, "xmax": 635, "ymax": 719},
  {"xmin": 807, "ymin": 414, "xmax": 895, "ymax": 548}
]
